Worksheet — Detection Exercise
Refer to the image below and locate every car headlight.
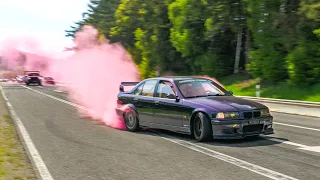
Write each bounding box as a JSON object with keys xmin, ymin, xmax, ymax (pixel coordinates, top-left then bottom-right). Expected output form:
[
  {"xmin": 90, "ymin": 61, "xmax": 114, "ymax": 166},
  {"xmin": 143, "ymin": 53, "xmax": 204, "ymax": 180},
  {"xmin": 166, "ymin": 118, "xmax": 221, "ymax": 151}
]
[
  {"xmin": 215, "ymin": 112, "xmax": 240, "ymax": 119},
  {"xmin": 260, "ymin": 108, "xmax": 270, "ymax": 116}
]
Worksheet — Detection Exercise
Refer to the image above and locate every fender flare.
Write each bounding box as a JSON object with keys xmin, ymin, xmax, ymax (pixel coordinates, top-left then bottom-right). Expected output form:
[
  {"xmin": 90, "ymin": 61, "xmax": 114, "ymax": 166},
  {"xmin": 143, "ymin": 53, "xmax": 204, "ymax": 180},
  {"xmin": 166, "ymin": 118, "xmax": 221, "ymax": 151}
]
[
  {"xmin": 123, "ymin": 104, "xmax": 139, "ymax": 118},
  {"xmin": 189, "ymin": 108, "xmax": 212, "ymax": 132}
]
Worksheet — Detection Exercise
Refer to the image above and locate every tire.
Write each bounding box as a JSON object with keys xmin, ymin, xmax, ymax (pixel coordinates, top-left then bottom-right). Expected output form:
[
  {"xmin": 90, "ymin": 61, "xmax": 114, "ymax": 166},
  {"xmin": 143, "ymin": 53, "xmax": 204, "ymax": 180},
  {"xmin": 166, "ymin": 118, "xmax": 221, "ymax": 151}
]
[
  {"xmin": 124, "ymin": 109, "xmax": 139, "ymax": 132},
  {"xmin": 193, "ymin": 112, "xmax": 213, "ymax": 142}
]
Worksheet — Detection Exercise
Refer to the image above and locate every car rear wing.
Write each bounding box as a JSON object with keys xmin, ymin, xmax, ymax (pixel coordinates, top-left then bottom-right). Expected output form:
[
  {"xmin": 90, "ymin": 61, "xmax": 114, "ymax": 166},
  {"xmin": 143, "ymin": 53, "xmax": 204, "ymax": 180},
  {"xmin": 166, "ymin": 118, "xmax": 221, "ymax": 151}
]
[
  {"xmin": 24, "ymin": 71, "xmax": 40, "ymax": 75},
  {"xmin": 119, "ymin": 82, "xmax": 139, "ymax": 92}
]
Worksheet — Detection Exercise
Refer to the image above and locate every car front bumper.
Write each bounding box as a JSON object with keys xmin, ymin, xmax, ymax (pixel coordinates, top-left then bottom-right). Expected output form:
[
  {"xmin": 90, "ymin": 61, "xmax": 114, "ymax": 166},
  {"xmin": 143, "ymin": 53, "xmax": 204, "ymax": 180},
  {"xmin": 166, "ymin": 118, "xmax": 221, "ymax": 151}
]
[
  {"xmin": 27, "ymin": 78, "xmax": 40, "ymax": 83},
  {"xmin": 211, "ymin": 116, "xmax": 274, "ymax": 139}
]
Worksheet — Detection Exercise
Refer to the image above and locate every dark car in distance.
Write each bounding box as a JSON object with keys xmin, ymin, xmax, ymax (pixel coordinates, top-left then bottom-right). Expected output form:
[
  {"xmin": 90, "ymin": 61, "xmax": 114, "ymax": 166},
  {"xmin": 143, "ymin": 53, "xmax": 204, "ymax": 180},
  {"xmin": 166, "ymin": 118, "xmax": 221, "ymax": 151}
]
[
  {"xmin": 24, "ymin": 71, "xmax": 42, "ymax": 86},
  {"xmin": 115, "ymin": 76, "xmax": 274, "ymax": 141}
]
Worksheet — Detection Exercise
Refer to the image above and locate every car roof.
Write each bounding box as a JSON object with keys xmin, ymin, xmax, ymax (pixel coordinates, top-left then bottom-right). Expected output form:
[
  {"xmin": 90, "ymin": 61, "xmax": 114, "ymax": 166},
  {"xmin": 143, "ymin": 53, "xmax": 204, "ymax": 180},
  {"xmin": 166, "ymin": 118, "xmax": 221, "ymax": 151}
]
[{"xmin": 146, "ymin": 76, "xmax": 208, "ymax": 81}]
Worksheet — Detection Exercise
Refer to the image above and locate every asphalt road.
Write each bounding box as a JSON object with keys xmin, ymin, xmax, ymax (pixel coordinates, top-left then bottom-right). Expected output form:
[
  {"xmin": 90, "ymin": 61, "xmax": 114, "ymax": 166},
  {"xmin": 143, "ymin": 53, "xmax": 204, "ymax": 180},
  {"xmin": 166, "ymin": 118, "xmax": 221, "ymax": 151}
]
[{"xmin": 2, "ymin": 83, "xmax": 320, "ymax": 180}]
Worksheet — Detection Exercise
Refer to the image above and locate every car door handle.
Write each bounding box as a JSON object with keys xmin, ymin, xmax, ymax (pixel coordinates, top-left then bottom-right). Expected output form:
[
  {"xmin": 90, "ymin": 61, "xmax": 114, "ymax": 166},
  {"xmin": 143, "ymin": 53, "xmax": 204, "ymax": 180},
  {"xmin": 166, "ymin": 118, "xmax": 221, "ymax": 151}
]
[
  {"xmin": 154, "ymin": 100, "xmax": 159, "ymax": 105},
  {"xmin": 133, "ymin": 98, "xmax": 139, "ymax": 102}
]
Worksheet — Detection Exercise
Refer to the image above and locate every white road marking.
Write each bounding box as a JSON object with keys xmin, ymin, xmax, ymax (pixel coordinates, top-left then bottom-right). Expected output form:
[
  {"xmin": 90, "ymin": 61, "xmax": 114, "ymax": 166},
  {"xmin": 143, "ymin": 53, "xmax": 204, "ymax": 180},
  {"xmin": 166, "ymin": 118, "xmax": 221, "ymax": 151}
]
[
  {"xmin": 266, "ymin": 136, "xmax": 320, "ymax": 153},
  {"xmin": 0, "ymin": 86, "xmax": 54, "ymax": 180},
  {"xmin": 273, "ymin": 122, "xmax": 320, "ymax": 132},
  {"xmin": 21, "ymin": 85, "xmax": 305, "ymax": 179},
  {"xmin": 21, "ymin": 85, "xmax": 89, "ymax": 112},
  {"xmin": 261, "ymin": 135, "xmax": 308, "ymax": 148},
  {"xmin": 299, "ymin": 146, "xmax": 320, "ymax": 153},
  {"xmin": 265, "ymin": 137, "xmax": 320, "ymax": 153},
  {"xmin": 53, "ymin": 90, "xmax": 63, "ymax": 93},
  {"xmin": 161, "ymin": 136, "xmax": 298, "ymax": 180}
]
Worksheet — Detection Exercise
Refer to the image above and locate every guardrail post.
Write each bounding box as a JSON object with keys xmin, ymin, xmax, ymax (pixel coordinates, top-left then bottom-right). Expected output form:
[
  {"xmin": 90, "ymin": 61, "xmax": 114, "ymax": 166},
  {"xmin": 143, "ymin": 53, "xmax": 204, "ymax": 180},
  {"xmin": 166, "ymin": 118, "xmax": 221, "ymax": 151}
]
[
  {"xmin": 155, "ymin": 66, "xmax": 160, "ymax": 77},
  {"xmin": 256, "ymin": 85, "xmax": 260, "ymax": 97},
  {"xmin": 155, "ymin": 71, "xmax": 160, "ymax": 77}
]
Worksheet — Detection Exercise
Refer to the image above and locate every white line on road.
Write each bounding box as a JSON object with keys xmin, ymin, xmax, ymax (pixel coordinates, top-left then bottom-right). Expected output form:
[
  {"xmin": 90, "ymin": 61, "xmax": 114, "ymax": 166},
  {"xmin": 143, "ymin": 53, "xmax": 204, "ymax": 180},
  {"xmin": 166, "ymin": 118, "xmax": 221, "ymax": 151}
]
[
  {"xmin": 0, "ymin": 86, "xmax": 54, "ymax": 180},
  {"xmin": 21, "ymin": 85, "xmax": 303, "ymax": 180},
  {"xmin": 53, "ymin": 90, "xmax": 63, "ymax": 93},
  {"xmin": 273, "ymin": 122, "xmax": 320, "ymax": 132},
  {"xmin": 261, "ymin": 136, "xmax": 320, "ymax": 153},
  {"xmin": 260, "ymin": 135, "xmax": 308, "ymax": 148},
  {"xmin": 299, "ymin": 146, "xmax": 320, "ymax": 153},
  {"xmin": 265, "ymin": 136, "xmax": 320, "ymax": 153},
  {"xmin": 161, "ymin": 136, "xmax": 298, "ymax": 180},
  {"xmin": 21, "ymin": 85, "xmax": 89, "ymax": 112}
]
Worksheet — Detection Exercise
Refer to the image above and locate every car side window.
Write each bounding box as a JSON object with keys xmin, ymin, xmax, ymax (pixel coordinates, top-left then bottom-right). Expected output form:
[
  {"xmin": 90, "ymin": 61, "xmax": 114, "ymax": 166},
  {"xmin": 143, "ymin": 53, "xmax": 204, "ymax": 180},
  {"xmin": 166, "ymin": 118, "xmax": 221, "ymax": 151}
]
[
  {"xmin": 133, "ymin": 83, "xmax": 144, "ymax": 95},
  {"xmin": 156, "ymin": 81, "xmax": 176, "ymax": 98},
  {"xmin": 141, "ymin": 80, "xmax": 157, "ymax": 97}
]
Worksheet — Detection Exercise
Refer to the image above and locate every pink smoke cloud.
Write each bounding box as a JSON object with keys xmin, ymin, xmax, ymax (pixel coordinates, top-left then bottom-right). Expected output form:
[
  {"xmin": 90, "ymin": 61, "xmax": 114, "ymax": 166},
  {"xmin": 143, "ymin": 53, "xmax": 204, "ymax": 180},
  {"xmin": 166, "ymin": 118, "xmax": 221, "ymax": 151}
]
[{"xmin": 0, "ymin": 25, "xmax": 140, "ymax": 129}]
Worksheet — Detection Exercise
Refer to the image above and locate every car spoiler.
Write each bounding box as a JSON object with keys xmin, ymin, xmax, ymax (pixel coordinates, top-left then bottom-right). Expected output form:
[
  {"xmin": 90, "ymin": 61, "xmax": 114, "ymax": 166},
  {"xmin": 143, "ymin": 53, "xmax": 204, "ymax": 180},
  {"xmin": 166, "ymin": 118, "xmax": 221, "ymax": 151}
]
[
  {"xmin": 24, "ymin": 70, "xmax": 40, "ymax": 74},
  {"xmin": 119, "ymin": 82, "xmax": 139, "ymax": 92}
]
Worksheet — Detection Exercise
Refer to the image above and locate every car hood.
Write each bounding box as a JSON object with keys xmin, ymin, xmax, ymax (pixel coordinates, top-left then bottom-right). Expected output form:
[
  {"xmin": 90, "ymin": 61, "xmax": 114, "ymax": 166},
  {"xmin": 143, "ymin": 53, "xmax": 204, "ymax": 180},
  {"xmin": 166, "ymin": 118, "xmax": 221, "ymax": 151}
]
[{"xmin": 184, "ymin": 96, "xmax": 267, "ymax": 112}]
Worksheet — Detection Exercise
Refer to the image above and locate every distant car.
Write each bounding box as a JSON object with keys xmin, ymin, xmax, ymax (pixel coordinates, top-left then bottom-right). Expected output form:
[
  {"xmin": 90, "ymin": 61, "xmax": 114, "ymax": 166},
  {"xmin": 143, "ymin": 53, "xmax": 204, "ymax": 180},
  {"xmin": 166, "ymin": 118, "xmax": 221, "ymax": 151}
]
[
  {"xmin": 115, "ymin": 76, "xmax": 274, "ymax": 142},
  {"xmin": 0, "ymin": 78, "xmax": 8, "ymax": 82},
  {"xmin": 24, "ymin": 71, "xmax": 42, "ymax": 86},
  {"xmin": 44, "ymin": 77, "xmax": 55, "ymax": 85},
  {"xmin": 16, "ymin": 75, "xmax": 25, "ymax": 83}
]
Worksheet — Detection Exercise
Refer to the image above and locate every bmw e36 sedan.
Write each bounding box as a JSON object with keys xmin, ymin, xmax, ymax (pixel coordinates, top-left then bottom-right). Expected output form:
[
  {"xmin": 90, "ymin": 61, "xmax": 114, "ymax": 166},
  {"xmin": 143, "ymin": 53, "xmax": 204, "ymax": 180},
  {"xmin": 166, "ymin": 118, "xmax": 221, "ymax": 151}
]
[{"xmin": 115, "ymin": 76, "xmax": 274, "ymax": 142}]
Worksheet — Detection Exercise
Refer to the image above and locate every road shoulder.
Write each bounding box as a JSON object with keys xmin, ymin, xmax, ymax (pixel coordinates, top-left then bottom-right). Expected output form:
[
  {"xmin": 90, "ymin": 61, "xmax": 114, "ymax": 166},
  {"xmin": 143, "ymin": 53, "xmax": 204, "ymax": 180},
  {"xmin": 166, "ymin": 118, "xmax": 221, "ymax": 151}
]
[{"xmin": 0, "ymin": 88, "xmax": 36, "ymax": 179}]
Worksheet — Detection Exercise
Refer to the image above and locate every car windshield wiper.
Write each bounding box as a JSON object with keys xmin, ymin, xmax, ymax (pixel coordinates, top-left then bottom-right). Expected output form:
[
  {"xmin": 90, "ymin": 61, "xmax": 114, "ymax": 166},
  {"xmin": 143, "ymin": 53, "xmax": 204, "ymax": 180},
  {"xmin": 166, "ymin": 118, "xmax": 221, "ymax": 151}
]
[
  {"xmin": 185, "ymin": 95, "xmax": 208, "ymax": 98},
  {"xmin": 186, "ymin": 94, "xmax": 224, "ymax": 98},
  {"xmin": 206, "ymin": 93, "xmax": 224, "ymax": 96}
]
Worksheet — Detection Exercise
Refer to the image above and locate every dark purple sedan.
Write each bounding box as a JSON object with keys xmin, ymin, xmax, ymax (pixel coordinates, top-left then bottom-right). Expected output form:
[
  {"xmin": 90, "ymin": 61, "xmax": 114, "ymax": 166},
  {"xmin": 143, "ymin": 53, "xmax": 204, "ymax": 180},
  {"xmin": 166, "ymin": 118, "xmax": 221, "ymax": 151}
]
[{"xmin": 116, "ymin": 76, "xmax": 274, "ymax": 142}]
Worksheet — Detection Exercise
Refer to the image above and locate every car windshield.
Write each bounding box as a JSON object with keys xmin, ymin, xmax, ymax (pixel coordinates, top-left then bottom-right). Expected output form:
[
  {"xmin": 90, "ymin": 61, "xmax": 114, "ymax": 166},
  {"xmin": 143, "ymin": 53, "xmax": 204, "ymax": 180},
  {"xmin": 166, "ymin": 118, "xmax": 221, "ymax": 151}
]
[
  {"xmin": 175, "ymin": 78, "xmax": 229, "ymax": 98},
  {"xmin": 28, "ymin": 73, "xmax": 39, "ymax": 76}
]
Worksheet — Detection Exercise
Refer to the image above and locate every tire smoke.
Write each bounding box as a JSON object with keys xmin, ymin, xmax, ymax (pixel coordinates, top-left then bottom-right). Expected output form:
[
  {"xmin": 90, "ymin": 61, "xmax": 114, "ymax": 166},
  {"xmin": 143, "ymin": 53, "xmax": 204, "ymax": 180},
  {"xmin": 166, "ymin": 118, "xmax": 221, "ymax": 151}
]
[{"xmin": 0, "ymin": 25, "xmax": 140, "ymax": 129}]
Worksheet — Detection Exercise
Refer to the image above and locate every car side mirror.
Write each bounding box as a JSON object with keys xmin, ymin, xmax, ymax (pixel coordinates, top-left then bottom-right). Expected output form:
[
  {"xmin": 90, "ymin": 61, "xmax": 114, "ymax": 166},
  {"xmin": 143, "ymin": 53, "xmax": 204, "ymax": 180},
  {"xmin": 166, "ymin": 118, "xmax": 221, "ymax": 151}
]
[
  {"xmin": 229, "ymin": 91, "xmax": 233, "ymax": 95},
  {"xmin": 175, "ymin": 95, "xmax": 180, "ymax": 102},
  {"xmin": 167, "ymin": 94, "xmax": 180, "ymax": 102},
  {"xmin": 119, "ymin": 85, "xmax": 124, "ymax": 92},
  {"xmin": 167, "ymin": 94, "xmax": 176, "ymax": 99}
]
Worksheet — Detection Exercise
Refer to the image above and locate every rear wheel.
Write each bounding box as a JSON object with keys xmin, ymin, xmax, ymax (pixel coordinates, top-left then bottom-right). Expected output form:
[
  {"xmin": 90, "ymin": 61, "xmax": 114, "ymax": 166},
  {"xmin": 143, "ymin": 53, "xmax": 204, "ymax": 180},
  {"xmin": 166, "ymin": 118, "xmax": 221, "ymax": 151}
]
[
  {"xmin": 193, "ymin": 112, "xmax": 212, "ymax": 142},
  {"xmin": 124, "ymin": 109, "xmax": 139, "ymax": 132}
]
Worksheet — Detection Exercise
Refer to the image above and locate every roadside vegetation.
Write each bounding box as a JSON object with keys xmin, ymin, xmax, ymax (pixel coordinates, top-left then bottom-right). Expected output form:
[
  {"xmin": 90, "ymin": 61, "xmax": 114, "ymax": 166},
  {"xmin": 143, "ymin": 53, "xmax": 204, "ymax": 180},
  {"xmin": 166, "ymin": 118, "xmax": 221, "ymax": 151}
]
[
  {"xmin": 220, "ymin": 73, "xmax": 320, "ymax": 102},
  {"xmin": 65, "ymin": 0, "xmax": 320, "ymax": 101},
  {"xmin": 0, "ymin": 94, "xmax": 36, "ymax": 180}
]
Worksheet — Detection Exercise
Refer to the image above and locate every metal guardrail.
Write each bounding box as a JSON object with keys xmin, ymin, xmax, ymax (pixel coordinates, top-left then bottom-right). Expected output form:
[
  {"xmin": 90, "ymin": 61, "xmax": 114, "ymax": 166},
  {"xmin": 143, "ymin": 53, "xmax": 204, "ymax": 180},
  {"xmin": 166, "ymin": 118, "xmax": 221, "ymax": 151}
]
[
  {"xmin": 55, "ymin": 81, "xmax": 319, "ymax": 108},
  {"xmin": 237, "ymin": 96, "xmax": 320, "ymax": 108}
]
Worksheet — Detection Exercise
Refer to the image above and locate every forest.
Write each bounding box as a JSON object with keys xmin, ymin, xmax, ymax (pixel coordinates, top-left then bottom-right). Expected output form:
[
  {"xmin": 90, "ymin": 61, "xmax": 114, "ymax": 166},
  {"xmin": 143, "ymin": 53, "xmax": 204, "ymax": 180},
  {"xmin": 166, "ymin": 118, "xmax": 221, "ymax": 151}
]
[{"xmin": 65, "ymin": 0, "xmax": 320, "ymax": 87}]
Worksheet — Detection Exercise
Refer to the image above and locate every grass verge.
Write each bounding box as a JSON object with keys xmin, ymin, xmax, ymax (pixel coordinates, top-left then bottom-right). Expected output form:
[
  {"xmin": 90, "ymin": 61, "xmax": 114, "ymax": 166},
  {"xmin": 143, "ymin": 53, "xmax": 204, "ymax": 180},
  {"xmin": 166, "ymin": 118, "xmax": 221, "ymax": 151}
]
[
  {"xmin": 0, "ymin": 91, "xmax": 36, "ymax": 179},
  {"xmin": 219, "ymin": 73, "xmax": 320, "ymax": 102}
]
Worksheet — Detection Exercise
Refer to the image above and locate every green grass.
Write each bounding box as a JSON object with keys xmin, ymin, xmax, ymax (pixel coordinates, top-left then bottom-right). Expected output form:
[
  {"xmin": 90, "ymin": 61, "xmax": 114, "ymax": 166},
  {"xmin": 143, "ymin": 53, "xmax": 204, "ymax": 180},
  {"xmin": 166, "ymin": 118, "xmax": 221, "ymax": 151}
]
[
  {"xmin": 0, "ymin": 98, "xmax": 36, "ymax": 179},
  {"xmin": 219, "ymin": 73, "xmax": 320, "ymax": 102}
]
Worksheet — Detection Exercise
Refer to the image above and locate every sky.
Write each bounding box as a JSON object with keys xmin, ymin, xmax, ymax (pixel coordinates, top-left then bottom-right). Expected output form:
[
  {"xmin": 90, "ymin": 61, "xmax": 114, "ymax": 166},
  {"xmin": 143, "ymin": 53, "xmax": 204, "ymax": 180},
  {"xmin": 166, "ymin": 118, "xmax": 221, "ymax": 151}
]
[{"xmin": 0, "ymin": 0, "xmax": 90, "ymax": 54}]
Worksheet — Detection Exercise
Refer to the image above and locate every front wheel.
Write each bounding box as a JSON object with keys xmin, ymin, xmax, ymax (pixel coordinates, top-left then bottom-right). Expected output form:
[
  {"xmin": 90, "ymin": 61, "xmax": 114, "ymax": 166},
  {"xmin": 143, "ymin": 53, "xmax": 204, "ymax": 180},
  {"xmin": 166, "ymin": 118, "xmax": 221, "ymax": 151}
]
[
  {"xmin": 193, "ymin": 112, "xmax": 212, "ymax": 142},
  {"xmin": 124, "ymin": 109, "xmax": 139, "ymax": 132}
]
